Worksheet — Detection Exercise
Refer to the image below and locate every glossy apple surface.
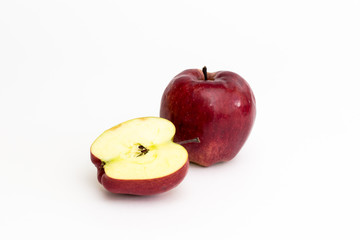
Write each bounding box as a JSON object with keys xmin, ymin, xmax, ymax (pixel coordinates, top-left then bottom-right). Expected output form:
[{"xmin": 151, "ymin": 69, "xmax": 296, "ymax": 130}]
[
  {"xmin": 160, "ymin": 67, "xmax": 256, "ymax": 167},
  {"xmin": 90, "ymin": 117, "xmax": 189, "ymax": 195}
]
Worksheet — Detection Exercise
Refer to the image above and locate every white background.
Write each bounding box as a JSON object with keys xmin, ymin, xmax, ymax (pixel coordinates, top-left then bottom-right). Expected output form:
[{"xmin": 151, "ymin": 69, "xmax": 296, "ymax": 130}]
[{"xmin": 1, "ymin": 0, "xmax": 359, "ymax": 239}]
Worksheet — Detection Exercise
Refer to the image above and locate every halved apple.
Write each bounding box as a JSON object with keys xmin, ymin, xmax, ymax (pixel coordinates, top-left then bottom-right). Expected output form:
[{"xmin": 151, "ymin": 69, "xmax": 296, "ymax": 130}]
[{"xmin": 90, "ymin": 117, "xmax": 189, "ymax": 195}]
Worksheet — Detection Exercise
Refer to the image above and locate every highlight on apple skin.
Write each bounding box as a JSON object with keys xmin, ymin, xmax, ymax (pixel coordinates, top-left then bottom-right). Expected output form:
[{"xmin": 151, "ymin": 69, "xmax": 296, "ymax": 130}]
[
  {"xmin": 160, "ymin": 67, "xmax": 256, "ymax": 167},
  {"xmin": 90, "ymin": 117, "xmax": 189, "ymax": 195}
]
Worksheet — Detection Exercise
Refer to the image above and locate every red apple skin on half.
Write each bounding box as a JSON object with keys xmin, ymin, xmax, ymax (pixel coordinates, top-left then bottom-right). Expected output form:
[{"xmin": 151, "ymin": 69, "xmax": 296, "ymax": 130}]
[
  {"xmin": 160, "ymin": 68, "xmax": 256, "ymax": 167},
  {"xmin": 90, "ymin": 148, "xmax": 189, "ymax": 195}
]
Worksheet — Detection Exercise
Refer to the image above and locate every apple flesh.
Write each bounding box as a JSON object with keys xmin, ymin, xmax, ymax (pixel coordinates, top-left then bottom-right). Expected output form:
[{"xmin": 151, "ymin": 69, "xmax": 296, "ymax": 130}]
[
  {"xmin": 160, "ymin": 67, "xmax": 256, "ymax": 167},
  {"xmin": 90, "ymin": 117, "xmax": 188, "ymax": 195}
]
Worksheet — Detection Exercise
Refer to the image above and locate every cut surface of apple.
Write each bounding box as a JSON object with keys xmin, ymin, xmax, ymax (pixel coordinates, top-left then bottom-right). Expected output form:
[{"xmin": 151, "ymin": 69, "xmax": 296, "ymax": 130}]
[{"xmin": 90, "ymin": 117, "xmax": 188, "ymax": 195}]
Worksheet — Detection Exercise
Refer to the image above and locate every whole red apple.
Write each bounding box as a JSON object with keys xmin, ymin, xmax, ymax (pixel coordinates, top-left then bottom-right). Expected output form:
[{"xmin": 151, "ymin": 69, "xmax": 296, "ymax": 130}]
[{"xmin": 160, "ymin": 67, "xmax": 256, "ymax": 167}]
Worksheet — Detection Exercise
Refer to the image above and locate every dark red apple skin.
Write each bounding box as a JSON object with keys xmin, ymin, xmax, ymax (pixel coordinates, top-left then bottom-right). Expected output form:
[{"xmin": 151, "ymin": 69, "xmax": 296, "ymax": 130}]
[
  {"xmin": 91, "ymin": 153, "xmax": 189, "ymax": 195},
  {"xmin": 160, "ymin": 69, "xmax": 256, "ymax": 167}
]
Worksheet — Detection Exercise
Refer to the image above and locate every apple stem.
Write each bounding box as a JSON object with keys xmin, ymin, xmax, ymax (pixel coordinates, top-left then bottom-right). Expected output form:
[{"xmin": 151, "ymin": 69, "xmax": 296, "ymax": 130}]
[
  {"xmin": 202, "ymin": 66, "xmax": 207, "ymax": 81},
  {"xmin": 176, "ymin": 137, "xmax": 201, "ymax": 145}
]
